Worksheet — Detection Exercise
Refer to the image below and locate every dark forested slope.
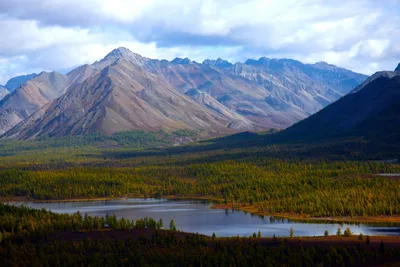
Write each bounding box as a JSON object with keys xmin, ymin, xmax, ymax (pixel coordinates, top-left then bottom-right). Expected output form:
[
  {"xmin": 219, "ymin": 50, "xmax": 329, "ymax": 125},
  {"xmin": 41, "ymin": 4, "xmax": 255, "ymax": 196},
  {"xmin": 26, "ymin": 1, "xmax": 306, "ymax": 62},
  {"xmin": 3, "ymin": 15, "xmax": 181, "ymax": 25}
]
[{"xmin": 278, "ymin": 76, "xmax": 400, "ymax": 144}]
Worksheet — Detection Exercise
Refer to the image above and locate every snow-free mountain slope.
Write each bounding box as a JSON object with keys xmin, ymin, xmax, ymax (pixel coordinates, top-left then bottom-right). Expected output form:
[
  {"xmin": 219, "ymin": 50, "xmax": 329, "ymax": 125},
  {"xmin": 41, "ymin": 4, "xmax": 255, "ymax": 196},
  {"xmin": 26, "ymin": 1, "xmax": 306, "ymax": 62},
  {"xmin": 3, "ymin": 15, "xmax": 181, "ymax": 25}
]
[{"xmin": 0, "ymin": 71, "xmax": 68, "ymax": 134}]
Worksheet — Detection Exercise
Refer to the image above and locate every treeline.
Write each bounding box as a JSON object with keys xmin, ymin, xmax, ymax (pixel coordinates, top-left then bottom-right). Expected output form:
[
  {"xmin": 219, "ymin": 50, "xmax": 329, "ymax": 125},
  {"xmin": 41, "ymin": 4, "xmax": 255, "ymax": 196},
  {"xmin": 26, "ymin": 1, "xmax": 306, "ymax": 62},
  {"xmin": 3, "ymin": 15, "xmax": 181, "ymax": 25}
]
[
  {"xmin": 0, "ymin": 129, "xmax": 204, "ymax": 157},
  {"xmin": 0, "ymin": 203, "xmax": 174, "ymax": 244},
  {"xmin": 1, "ymin": 159, "xmax": 399, "ymax": 217}
]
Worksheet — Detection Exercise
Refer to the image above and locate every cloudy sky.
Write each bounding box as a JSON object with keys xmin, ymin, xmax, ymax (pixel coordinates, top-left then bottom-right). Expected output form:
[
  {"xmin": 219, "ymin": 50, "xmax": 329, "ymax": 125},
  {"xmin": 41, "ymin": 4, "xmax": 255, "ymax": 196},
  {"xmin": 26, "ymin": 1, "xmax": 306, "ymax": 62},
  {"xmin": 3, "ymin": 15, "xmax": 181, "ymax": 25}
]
[{"xmin": 0, "ymin": 0, "xmax": 399, "ymax": 84}]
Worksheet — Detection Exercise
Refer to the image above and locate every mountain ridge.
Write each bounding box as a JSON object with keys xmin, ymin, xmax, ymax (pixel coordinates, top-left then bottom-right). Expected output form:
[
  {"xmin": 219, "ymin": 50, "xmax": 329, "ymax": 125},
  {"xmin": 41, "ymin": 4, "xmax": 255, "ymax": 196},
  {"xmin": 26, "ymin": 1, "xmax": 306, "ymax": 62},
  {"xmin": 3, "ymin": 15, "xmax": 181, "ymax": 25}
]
[{"xmin": 4, "ymin": 73, "xmax": 37, "ymax": 92}]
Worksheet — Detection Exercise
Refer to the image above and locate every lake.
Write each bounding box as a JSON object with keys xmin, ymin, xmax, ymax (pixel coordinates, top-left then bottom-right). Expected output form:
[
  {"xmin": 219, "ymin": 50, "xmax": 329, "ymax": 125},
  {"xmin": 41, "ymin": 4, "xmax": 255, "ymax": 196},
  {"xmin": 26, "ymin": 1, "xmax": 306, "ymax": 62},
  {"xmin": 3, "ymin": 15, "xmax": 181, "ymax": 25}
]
[{"xmin": 10, "ymin": 198, "xmax": 400, "ymax": 237}]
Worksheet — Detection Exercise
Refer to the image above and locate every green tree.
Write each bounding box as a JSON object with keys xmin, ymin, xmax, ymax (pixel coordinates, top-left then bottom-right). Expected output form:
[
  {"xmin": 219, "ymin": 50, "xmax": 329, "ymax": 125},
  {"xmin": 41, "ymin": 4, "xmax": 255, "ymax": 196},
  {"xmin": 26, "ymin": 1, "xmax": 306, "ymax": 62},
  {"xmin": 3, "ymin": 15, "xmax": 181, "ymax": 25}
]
[
  {"xmin": 343, "ymin": 227, "xmax": 352, "ymax": 237},
  {"xmin": 157, "ymin": 218, "xmax": 164, "ymax": 229},
  {"xmin": 336, "ymin": 228, "xmax": 342, "ymax": 236},
  {"xmin": 257, "ymin": 231, "xmax": 262, "ymax": 238},
  {"xmin": 169, "ymin": 219, "xmax": 177, "ymax": 231},
  {"xmin": 358, "ymin": 233, "xmax": 364, "ymax": 240},
  {"xmin": 324, "ymin": 230, "xmax": 329, "ymax": 237}
]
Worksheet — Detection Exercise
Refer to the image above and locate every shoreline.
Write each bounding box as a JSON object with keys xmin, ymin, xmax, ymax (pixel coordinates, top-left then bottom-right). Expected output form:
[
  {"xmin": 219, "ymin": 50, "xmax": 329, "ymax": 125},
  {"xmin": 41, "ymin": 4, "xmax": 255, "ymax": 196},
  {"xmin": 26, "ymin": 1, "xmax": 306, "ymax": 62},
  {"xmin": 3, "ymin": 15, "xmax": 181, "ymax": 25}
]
[
  {"xmin": 211, "ymin": 203, "xmax": 400, "ymax": 224},
  {"xmin": 0, "ymin": 196, "xmax": 121, "ymax": 203},
  {"xmin": 2, "ymin": 195, "xmax": 400, "ymax": 224}
]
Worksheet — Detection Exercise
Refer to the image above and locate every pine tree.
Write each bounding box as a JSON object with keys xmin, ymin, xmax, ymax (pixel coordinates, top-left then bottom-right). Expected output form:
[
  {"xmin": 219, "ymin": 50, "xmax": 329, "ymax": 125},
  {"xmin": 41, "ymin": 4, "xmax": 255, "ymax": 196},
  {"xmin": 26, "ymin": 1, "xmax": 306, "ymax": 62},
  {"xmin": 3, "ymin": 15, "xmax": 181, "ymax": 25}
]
[
  {"xmin": 343, "ymin": 227, "xmax": 352, "ymax": 237},
  {"xmin": 336, "ymin": 228, "xmax": 342, "ymax": 236},
  {"xmin": 169, "ymin": 219, "xmax": 177, "ymax": 231},
  {"xmin": 157, "ymin": 218, "xmax": 164, "ymax": 229}
]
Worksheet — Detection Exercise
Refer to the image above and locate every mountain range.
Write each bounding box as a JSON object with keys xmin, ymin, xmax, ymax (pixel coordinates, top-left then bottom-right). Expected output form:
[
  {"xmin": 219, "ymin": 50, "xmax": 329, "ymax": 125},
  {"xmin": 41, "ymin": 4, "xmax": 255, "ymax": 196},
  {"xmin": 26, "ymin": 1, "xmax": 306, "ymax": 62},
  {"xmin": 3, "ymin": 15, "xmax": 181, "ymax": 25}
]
[{"xmin": 0, "ymin": 47, "xmax": 368, "ymax": 139}]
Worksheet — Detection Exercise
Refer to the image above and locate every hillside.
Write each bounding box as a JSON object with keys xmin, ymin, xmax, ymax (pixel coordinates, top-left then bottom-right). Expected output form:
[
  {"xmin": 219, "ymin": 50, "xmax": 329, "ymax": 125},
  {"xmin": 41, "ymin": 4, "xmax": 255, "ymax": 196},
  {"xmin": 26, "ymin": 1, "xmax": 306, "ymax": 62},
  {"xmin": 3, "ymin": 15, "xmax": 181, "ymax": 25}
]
[{"xmin": 278, "ymin": 75, "xmax": 400, "ymax": 144}]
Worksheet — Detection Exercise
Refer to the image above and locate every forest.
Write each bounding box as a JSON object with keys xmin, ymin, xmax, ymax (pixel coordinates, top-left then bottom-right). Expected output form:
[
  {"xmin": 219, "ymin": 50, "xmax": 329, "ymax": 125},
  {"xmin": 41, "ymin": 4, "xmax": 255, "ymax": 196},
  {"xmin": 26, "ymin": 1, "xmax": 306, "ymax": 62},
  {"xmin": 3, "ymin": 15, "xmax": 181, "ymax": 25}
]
[
  {"xmin": 1, "ymin": 204, "xmax": 400, "ymax": 266},
  {"xmin": 0, "ymin": 132, "xmax": 399, "ymax": 221}
]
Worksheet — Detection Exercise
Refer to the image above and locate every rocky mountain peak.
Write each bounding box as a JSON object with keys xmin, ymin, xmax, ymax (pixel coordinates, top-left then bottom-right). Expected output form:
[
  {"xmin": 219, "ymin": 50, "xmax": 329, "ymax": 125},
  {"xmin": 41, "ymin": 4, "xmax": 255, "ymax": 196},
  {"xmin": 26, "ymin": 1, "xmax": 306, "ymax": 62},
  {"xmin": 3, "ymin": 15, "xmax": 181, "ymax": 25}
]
[
  {"xmin": 258, "ymin": 57, "xmax": 271, "ymax": 64},
  {"xmin": 104, "ymin": 47, "xmax": 147, "ymax": 65},
  {"xmin": 4, "ymin": 73, "xmax": 37, "ymax": 92},
  {"xmin": 202, "ymin": 58, "xmax": 232, "ymax": 68},
  {"xmin": 171, "ymin": 57, "xmax": 192, "ymax": 64},
  {"xmin": 244, "ymin": 58, "xmax": 259, "ymax": 65},
  {"xmin": 312, "ymin": 61, "xmax": 340, "ymax": 70},
  {"xmin": 395, "ymin": 63, "xmax": 400, "ymax": 72}
]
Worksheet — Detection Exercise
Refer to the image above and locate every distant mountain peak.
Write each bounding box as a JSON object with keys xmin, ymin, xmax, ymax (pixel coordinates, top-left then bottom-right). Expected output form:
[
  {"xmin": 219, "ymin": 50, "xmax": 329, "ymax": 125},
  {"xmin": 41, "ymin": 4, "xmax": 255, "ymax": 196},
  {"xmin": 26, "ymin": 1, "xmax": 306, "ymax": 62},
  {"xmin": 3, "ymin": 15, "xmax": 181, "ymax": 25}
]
[
  {"xmin": 104, "ymin": 47, "xmax": 147, "ymax": 65},
  {"xmin": 202, "ymin": 58, "xmax": 233, "ymax": 68},
  {"xmin": 171, "ymin": 57, "xmax": 192, "ymax": 64},
  {"xmin": 315, "ymin": 61, "xmax": 329, "ymax": 66},
  {"xmin": 244, "ymin": 58, "xmax": 260, "ymax": 65},
  {"xmin": 4, "ymin": 73, "xmax": 37, "ymax": 92},
  {"xmin": 395, "ymin": 63, "xmax": 400, "ymax": 72},
  {"xmin": 106, "ymin": 47, "xmax": 136, "ymax": 58},
  {"xmin": 257, "ymin": 57, "xmax": 269, "ymax": 64}
]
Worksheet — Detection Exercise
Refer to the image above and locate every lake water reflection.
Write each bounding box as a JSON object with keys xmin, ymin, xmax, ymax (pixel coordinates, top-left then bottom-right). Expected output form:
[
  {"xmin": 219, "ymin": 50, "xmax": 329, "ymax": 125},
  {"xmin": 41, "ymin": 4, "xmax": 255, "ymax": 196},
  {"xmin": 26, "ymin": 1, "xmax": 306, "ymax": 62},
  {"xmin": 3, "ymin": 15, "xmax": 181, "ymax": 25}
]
[{"xmin": 12, "ymin": 198, "xmax": 400, "ymax": 237}]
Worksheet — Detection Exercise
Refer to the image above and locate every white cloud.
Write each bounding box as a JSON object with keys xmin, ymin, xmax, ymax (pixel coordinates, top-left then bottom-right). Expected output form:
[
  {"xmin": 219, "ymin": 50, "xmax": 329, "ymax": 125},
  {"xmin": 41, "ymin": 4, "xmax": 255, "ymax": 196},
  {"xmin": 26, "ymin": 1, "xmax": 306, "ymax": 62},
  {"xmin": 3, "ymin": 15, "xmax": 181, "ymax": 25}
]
[{"xmin": 0, "ymin": 0, "xmax": 399, "ymax": 84}]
